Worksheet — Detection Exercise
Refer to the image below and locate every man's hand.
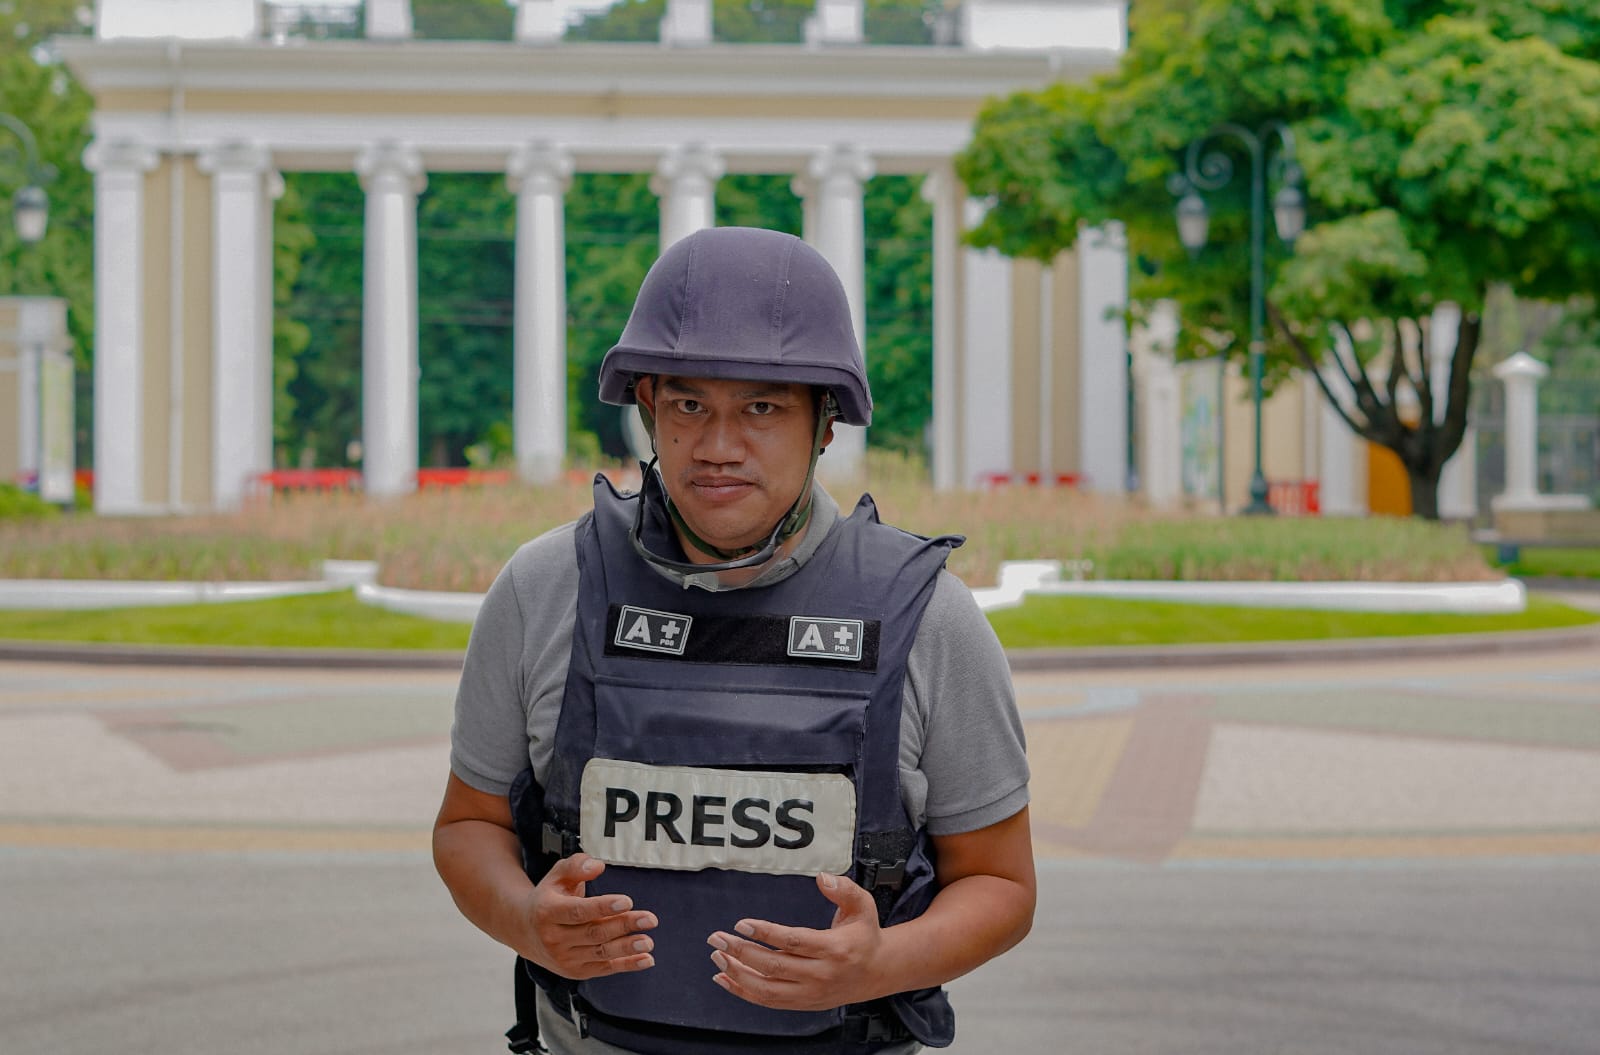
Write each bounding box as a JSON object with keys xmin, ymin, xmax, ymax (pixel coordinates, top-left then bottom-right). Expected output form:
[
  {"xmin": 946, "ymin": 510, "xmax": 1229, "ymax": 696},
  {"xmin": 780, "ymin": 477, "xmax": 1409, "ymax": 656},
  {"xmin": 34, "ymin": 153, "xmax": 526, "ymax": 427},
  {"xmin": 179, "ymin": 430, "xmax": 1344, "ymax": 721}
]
[
  {"xmin": 705, "ymin": 872, "xmax": 885, "ymax": 1011},
  {"xmin": 527, "ymin": 853, "xmax": 658, "ymax": 979}
]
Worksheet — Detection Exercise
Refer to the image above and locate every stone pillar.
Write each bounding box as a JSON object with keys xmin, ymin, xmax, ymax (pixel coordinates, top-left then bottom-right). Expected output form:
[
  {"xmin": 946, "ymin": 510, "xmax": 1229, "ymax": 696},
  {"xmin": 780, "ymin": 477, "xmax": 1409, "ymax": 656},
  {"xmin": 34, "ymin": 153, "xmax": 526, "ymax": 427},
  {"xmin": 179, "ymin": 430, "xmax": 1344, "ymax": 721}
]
[
  {"xmin": 508, "ymin": 142, "xmax": 573, "ymax": 485},
  {"xmin": 83, "ymin": 138, "xmax": 158, "ymax": 514},
  {"xmin": 198, "ymin": 142, "xmax": 277, "ymax": 509},
  {"xmin": 806, "ymin": 0, "xmax": 863, "ymax": 44},
  {"xmin": 1492, "ymin": 352, "xmax": 1547, "ymax": 511},
  {"xmin": 1428, "ymin": 302, "xmax": 1477, "ymax": 519},
  {"xmin": 661, "ymin": 0, "xmax": 711, "ymax": 45},
  {"xmin": 653, "ymin": 144, "xmax": 723, "ymax": 251},
  {"xmin": 516, "ymin": 0, "xmax": 564, "ymax": 41},
  {"xmin": 921, "ymin": 169, "xmax": 960, "ymax": 491},
  {"xmin": 806, "ymin": 143, "xmax": 874, "ymax": 479},
  {"xmin": 961, "ymin": 197, "xmax": 1011, "ymax": 487},
  {"xmin": 1077, "ymin": 223, "xmax": 1129, "ymax": 494},
  {"xmin": 1132, "ymin": 299, "xmax": 1180, "ymax": 508},
  {"xmin": 366, "ymin": 0, "xmax": 413, "ymax": 38},
  {"xmin": 356, "ymin": 142, "xmax": 426, "ymax": 500}
]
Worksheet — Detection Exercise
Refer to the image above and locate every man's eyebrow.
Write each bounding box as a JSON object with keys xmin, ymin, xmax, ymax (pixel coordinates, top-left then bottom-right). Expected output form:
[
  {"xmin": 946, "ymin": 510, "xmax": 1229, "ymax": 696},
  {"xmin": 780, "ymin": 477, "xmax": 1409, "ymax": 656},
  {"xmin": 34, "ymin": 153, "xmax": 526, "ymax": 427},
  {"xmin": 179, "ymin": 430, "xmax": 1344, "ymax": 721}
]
[{"xmin": 658, "ymin": 379, "xmax": 797, "ymax": 400}]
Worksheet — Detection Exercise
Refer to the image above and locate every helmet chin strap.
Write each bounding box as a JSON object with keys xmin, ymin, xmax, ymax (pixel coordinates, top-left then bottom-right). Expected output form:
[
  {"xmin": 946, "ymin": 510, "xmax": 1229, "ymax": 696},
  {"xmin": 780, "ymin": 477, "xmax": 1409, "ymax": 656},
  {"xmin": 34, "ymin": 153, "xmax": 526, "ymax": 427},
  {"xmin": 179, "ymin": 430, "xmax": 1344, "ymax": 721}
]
[{"xmin": 629, "ymin": 390, "xmax": 836, "ymax": 575}]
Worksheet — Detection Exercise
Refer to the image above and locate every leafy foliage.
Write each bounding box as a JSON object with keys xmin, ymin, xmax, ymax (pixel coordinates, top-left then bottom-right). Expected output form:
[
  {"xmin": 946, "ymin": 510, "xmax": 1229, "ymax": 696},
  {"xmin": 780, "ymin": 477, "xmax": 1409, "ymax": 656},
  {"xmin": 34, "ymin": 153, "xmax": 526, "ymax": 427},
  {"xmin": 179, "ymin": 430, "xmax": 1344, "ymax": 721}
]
[{"xmin": 956, "ymin": 0, "xmax": 1600, "ymax": 517}]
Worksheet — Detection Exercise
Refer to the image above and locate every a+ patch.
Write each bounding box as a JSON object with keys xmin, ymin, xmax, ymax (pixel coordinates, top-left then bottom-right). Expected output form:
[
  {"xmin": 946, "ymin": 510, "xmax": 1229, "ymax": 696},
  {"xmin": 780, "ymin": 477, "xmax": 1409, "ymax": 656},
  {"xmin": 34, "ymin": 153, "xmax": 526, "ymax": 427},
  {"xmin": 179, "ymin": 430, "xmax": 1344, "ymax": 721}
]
[
  {"xmin": 787, "ymin": 616, "xmax": 865, "ymax": 662},
  {"xmin": 613, "ymin": 605, "xmax": 693, "ymax": 656}
]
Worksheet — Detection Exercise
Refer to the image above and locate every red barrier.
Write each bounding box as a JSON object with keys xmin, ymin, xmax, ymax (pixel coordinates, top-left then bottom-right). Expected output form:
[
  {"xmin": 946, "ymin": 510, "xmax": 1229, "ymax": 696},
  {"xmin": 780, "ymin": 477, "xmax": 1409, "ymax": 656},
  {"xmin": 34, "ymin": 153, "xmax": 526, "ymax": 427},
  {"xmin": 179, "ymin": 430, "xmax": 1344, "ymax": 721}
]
[
  {"xmin": 416, "ymin": 468, "xmax": 513, "ymax": 489},
  {"xmin": 1267, "ymin": 480, "xmax": 1321, "ymax": 516},
  {"xmin": 977, "ymin": 471, "xmax": 1084, "ymax": 489},
  {"xmin": 250, "ymin": 469, "xmax": 363, "ymax": 497}
]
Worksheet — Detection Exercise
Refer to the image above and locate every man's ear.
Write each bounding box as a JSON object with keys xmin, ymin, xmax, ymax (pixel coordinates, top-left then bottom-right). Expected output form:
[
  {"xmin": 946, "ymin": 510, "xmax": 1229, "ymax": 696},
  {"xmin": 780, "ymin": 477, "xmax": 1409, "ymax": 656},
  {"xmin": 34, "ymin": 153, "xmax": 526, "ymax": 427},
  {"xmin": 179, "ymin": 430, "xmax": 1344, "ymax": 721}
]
[
  {"xmin": 634, "ymin": 375, "xmax": 657, "ymax": 417},
  {"xmin": 819, "ymin": 418, "xmax": 835, "ymax": 452}
]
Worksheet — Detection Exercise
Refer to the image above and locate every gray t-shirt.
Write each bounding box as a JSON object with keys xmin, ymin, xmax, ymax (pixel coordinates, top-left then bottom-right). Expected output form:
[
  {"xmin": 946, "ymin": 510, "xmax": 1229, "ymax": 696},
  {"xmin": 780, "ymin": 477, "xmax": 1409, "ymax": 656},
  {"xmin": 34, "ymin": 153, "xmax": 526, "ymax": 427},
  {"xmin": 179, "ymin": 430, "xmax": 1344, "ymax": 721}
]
[{"xmin": 449, "ymin": 486, "xmax": 1030, "ymax": 837}]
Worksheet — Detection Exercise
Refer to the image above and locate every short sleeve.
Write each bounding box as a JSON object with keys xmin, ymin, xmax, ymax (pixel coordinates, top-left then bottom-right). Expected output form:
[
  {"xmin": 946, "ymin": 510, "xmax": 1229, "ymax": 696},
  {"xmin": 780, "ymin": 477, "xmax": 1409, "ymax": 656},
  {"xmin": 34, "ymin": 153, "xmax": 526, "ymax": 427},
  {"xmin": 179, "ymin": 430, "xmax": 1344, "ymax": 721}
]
[{"xmin": 901, "ymin": 571, "xmax": 1030, "ymax": 836}]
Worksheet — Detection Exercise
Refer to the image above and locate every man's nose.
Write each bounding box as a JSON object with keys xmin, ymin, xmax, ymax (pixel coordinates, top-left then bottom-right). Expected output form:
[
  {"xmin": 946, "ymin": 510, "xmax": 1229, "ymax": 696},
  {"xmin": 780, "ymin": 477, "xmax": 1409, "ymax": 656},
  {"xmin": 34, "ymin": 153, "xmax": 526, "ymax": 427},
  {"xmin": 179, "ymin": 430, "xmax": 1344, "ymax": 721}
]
[{"xmin": 694, "ymin": 413, "xmax": 745, "ymax": 462}]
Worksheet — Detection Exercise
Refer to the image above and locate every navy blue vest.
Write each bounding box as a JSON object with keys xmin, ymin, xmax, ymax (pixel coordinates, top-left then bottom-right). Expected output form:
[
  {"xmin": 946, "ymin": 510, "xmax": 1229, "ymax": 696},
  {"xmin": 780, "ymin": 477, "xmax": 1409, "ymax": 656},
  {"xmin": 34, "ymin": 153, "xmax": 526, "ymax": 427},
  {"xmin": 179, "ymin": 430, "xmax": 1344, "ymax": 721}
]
[{"xmin": 522, "ymin": 475, "xmax": 959, "ymax": 1053}]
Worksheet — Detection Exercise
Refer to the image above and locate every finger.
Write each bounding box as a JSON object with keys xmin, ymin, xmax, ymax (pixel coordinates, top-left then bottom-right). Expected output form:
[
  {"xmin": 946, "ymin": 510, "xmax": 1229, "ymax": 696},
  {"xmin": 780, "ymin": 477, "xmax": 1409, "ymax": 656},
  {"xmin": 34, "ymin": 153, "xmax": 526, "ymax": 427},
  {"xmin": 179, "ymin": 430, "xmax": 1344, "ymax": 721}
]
[
  {"xmin": 576, "ymin": 911, "xmax": 660, "ymax": 950},
  {"xmin": 815, "ymin": 871, "xmax": 875, "ymax": 922},
  {"xmin": 711, "ymin": 948, "xmax": 808, "ymax": 1010},
  {"xmin": 543, "ymin": 852, "xmax": 605, "ymax": 896},
  {"xmin": 708, "ymin": 930, "xmax": 812, "ymax": 979},
  {"xmin": 575, "ymin": 949, "xmax": 656, "ymax": 978},
  {"xmin": 726, "ymin": 917, "xmax": 825, "ymax": 958}
]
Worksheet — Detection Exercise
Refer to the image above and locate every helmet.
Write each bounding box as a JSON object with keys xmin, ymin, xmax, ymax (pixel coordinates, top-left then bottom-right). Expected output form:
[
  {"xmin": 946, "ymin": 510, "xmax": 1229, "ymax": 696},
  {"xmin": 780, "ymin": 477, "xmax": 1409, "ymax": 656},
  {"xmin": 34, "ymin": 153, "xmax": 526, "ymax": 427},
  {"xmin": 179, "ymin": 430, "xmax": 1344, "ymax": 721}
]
[{"xmin": 598, "ymin": 226, "xmax": 872, "ymax": 426}]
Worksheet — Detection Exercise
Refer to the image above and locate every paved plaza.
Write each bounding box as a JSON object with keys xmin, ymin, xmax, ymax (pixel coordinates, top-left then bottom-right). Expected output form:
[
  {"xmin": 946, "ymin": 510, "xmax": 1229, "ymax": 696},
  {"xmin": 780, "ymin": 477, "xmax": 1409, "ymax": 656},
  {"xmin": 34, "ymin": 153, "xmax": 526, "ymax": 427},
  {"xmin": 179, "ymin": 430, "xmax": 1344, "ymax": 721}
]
[{"xmin": 1, "ymin": 645, "xmax": 1598, "ymax": 1052}]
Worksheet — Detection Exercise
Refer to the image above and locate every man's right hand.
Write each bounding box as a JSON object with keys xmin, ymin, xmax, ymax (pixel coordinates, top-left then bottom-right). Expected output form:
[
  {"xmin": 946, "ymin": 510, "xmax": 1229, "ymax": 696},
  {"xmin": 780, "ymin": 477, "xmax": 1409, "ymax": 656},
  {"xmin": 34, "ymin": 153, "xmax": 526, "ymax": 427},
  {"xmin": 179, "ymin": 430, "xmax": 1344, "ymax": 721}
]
[{"xmin": 527, "ymin": 853, "xmax": 658, "ymax": 978}]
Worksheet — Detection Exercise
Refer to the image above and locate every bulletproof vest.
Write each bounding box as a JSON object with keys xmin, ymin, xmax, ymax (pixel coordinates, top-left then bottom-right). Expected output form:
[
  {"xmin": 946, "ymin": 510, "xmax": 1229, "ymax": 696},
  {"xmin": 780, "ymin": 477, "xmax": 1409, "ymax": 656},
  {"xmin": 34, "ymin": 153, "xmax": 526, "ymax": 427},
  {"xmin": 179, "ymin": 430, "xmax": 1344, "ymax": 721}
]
[{"xmin": 527, "ymin": 474, "xmax": 959, "ymax": 1053}]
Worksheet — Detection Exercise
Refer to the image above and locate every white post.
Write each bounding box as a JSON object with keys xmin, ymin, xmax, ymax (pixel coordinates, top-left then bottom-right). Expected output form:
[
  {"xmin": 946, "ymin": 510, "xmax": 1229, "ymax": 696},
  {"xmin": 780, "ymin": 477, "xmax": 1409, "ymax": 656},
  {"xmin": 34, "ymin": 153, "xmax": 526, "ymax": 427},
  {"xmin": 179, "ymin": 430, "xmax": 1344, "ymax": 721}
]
[
  {"xmin": 805, "ymin": 0, "xmax": 863, "ymax": 44},
  {"xmin": 660, "ymin": 0, "xmax": 711, "ymax": 45},
  {"xmin": 653, "ymin": 143, "xmax": 723, "ymax": 252},
  {"xmin": 1428, "ymin": 302, "xmax": 1477, "ymax": 519},
  {"xmin": 516, "ymin": 0, "xmax": 565, "ymax": 41},
  {"xmin": 921, "ymin": 169, "xmax": 960, "ymax": 491},
  {"xmin": 961, "ymin": 197, "xmax": 1011, "ymax": 488},
  {"xmin": 807, "ymin": 143, "xmax": 874, "ymax": 479},
  {"xmin": 356, "ymin": 141, "xmax": 426, "ymax": 500},
  {"xmin": 83, "ymin": 138, "xmax": 158, "ymax": 514},
  {"xmin": 508, "ymin": 142, "xmax": 573, "ymax": 485},
  {"xmin": 1077, "ymin": 223, "xmax": 1129, "ymax": 494},
  {"xmin": 198, "ymin": 142, "xmax": 276, "ymax": 509},
  {"xmin": 366, "ymin": 0, "xmax": 413, "ymax": 38},
  {"xmin": 1491, "ymin": 352, "xmax": 1548, "ymax": 511}
]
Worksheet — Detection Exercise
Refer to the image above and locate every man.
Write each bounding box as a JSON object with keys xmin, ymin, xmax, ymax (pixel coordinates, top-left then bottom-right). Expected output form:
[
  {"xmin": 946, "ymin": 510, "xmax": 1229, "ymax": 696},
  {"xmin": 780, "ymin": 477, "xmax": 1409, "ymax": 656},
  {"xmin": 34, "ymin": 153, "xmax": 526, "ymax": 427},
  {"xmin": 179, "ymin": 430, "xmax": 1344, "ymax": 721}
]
[{"xmin": 434, "ymin": 226, "xmax": 1034, "ymax": 1055}]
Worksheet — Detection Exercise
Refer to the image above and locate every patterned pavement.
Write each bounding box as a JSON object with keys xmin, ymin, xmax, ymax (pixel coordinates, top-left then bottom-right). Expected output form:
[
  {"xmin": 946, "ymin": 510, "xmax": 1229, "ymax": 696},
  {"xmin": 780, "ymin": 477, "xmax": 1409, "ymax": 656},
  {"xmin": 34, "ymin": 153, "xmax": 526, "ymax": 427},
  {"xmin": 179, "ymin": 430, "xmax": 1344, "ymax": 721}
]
[{"xmin": 2, "ymin": 646, "xmax": 1598, "ymax": 864}]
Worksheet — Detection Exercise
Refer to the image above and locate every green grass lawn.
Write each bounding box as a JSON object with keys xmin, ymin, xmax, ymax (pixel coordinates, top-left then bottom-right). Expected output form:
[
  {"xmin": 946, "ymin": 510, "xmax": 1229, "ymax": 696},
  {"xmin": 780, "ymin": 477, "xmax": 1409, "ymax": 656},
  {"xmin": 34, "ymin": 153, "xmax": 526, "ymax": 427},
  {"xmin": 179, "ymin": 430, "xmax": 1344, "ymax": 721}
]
[
  {"xmin": 0, "ymin": 589, "xmax": 1593, "ymax": 653},
  {"xmin": 0, "ymin": 591, "xmax": 472, "ymax": 651},
  {"xmin": 984, "ymin": 594, "xmax": 1599, "ymax": 649},
  {"xmin": 1486, "ymin": 545, "xmax": 1600, "ymax": 581}
]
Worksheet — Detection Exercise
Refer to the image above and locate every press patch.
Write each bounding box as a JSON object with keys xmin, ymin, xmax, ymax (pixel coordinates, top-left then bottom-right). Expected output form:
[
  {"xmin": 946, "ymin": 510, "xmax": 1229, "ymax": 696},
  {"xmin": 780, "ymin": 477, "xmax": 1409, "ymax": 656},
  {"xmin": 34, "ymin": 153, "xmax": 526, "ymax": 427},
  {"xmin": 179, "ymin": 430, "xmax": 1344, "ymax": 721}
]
[
  {"xmin": 788, "ymin": 616, "xmax": 865, "ymax": 662},
  {"xmin": 579, "ymin": 758, "xmax": 856, "ymax": 877},
  {"xmin": 612, "ymin": 606, "xmax": 692, "ymax": 656}
]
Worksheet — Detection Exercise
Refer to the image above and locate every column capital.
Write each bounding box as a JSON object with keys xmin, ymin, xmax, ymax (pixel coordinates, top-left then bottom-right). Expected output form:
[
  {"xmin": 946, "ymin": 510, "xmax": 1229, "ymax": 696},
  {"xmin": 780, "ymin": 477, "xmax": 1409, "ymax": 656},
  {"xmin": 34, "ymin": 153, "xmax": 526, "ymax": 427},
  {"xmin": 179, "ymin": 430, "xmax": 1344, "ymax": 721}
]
[
  {"xmin": 1493, "ymin": 351, "xmax": 1549, "ymax": 382},
  {"xmin": 356, "ymin": 140, "xmax": 426, "ymax": 195},
  {"xmin": 807, "ymin": 143, "xmax": 874, "ymax": 189},
  {"xmin": 83, "ymin": 137, "xmax": 159, "ymax": 175},
  {"xmin": 656, "ymin": 143, "xmax": 725, "ymax": 187},
  {"xmin": 197, "ymin": 141, "xmax": 274, "ymax": 177},
  {"xmin": 507, "ymin": 141, "xmax": 573, "ymax": 196},
  {"xmin": 919, "ymin": 165, "xmax": 961, "ymax": 205}
]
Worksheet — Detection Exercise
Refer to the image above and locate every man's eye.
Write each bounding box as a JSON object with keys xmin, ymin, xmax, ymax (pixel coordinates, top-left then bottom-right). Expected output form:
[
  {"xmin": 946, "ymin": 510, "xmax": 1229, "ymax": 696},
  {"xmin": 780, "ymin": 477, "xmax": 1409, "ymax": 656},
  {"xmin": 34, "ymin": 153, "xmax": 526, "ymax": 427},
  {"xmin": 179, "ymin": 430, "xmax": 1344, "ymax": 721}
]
[
  {"xmin": 749, "ymin": 402, "xmax": 775, "ymax": 415},
  {"xmin": 676, "ymin": 400, "xmax": 703, "ymax": 414}
]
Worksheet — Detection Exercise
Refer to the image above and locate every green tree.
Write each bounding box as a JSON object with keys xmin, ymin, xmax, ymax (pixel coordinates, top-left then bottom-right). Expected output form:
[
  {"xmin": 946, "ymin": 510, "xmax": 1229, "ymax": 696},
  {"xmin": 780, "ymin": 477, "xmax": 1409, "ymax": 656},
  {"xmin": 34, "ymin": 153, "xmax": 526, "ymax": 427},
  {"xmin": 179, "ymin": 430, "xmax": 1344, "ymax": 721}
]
[
  {"xmin": 0, "ymin": 0, "xmax": 94, "ymax": 468},
  {"xmin": 412, "ymin": 0, "xmax": 515, "ymax": 41},
  {"xmin": 957, "ymin": 0, "xmax": 1600, "ymax": 519}
]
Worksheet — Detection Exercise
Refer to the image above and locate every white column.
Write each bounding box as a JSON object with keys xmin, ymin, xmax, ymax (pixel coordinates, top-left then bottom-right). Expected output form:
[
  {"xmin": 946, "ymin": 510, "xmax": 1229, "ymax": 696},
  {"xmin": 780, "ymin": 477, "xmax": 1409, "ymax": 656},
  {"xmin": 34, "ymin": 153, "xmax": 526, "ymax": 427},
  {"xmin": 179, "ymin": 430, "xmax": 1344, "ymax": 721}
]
[
  {"xmin": 805, "ymin": 0, "xmax": 863, "ymax": 44},
  {"xmin": 83, "ymin": 138, "xmax": 158, "ymax": 514},
  {"xmin": 807, "ymin": 143, "xmax": 874, "ymax": 479},
  {"xmin": 660, "ymin": 0, "xmax": 711, "ymax": 45},
  {"xmin": 1131, "ymin": 300, "xmax": 1180, "ymax": 508},
  {"xmin": 1428, "ymin": 302, "xmax": 1477, "ymax": 519},
  {"xmin": 921, "ymin": 169, "xmax": 960, "ymax": 491},
  {"xmin": 1492, "ymin": 352, "xmax": 1548, "ymax": 511},
  {"xmin": 791, "ymin": 173, "xmax": 819, "ymax": 245},
  {"xmin": 365, "ymin": 0, "xmax": 413, "ymax": 38},
  {"xmin": 198, "ymin": 142, "xmax": 276, "ymax": 510},
  {"xmin": 508, "ymin": 142, "xmax": 573, "ymax": 485},
  {"xmin": 356, "ymin": 141, "xmax": 426, "ymax": 500},
  {"xmin": 516, "ymin": 0, "xmax": 564, "ymax": 41},
  {"xmin": 1319, "ymin": 331, "xmax": 1366, "ymax": 516},
  {"xmin": 653, "ymin": 143, "xmax": 723, "ymax": 251},
  {"xmin": 961, "ymin": 197, "xmax": 1011, "ymax": 488},
  {"xmin": 1077, "ymin": 223, "xmax": 1129, "ymax": 494}
]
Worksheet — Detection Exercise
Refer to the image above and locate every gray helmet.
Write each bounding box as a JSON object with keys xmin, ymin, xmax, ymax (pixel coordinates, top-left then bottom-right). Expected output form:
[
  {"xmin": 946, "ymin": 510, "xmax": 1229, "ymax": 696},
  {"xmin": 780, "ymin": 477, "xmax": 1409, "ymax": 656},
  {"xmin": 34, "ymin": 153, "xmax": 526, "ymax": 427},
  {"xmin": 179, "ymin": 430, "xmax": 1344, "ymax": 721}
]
[{"xmin": 598, "ymin": 226, "xmax": 872, "ymax": 426}]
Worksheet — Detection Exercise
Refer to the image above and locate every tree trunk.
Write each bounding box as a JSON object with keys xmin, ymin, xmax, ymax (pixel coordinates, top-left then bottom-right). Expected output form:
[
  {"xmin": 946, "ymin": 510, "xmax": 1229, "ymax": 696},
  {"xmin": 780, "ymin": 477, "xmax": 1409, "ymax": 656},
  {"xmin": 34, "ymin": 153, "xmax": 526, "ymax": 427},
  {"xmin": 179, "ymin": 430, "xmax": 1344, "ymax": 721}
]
[{"xmin": 1406, "ymin": 463, "xmax": 1442, "ymax": 521}]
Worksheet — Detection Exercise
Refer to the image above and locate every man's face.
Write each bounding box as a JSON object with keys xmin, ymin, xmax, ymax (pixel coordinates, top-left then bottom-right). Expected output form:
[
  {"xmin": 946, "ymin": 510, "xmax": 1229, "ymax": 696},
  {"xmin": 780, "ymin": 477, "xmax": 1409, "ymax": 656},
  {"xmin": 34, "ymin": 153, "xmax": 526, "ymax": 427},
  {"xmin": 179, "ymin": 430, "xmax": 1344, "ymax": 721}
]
[{"xmin": 635, "ymin": 375, "xmax": 832, "ymax": 561}]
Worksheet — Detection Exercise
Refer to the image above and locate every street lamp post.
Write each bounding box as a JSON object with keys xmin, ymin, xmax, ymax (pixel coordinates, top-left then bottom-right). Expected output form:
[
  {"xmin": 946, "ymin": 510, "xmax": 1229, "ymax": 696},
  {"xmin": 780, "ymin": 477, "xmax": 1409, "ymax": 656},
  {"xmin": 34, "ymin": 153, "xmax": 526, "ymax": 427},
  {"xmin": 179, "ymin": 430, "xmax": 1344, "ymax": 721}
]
[
  {"xmin": 1171, "ymin": 121, "xmax": 1305, "ymax": 515},
  {"xmin": 0, "ymin": 113, "xmax": 53, "ymax": 245}
]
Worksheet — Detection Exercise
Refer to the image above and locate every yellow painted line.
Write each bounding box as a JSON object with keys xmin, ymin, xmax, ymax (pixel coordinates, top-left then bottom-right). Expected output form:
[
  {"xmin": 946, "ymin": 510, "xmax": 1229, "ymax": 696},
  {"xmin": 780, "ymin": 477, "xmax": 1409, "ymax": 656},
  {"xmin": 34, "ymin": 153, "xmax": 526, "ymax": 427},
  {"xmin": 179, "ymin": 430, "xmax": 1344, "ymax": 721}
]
[
  {"xmin": 1028, "ymin": 716, "xmax": 1133, "ymax": 828},
  {"xmin": 0, "ymin": 822, "xmax": 429, "ymax": 854}
]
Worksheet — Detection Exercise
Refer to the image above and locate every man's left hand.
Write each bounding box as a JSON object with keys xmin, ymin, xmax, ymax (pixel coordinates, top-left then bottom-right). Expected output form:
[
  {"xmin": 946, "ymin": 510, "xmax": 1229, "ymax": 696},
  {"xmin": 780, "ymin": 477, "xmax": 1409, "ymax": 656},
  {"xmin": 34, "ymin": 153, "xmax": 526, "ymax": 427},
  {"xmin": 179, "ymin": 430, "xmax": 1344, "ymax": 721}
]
[{"xmin": 706, "ymin": 872, "xmax": 886, "ymax": 1012}]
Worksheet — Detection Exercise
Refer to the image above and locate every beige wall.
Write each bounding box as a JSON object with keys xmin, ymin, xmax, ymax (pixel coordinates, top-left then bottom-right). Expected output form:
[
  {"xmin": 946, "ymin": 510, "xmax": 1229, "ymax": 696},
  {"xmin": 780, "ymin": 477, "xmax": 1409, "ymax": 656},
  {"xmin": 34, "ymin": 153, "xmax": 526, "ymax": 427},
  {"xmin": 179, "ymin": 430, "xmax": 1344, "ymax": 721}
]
[
  {"xmin": 181, "ymin": 158, "xmax": 214, "ymax": 508},
  {"xmin": 1009, "ymin": 257, "xmax": 1043, "ymax": 475},
  {"xmin": 141, "ymin": 161, "xmax": 173, "ymax": 505},
  {"xmin": 1222, "ymin": 366, "xmax": 1315, "ymax": 511},
  {"xmin": 1050, "ymin": 248, "xmax": 1081, "ymax": 476},
  {"xmin": 0, "ymin": 302, "xmax": 17, "ymax": 483}
]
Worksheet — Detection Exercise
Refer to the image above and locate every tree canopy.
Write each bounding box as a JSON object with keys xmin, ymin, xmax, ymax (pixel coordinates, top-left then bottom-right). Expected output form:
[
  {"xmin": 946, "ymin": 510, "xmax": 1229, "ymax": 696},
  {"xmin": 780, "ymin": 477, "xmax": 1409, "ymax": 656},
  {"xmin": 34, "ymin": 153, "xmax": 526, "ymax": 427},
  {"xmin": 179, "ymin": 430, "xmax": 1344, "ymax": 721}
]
[{"xmin": 956, "ymin": 0, "xmax": 1600, "ymax": 517}]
